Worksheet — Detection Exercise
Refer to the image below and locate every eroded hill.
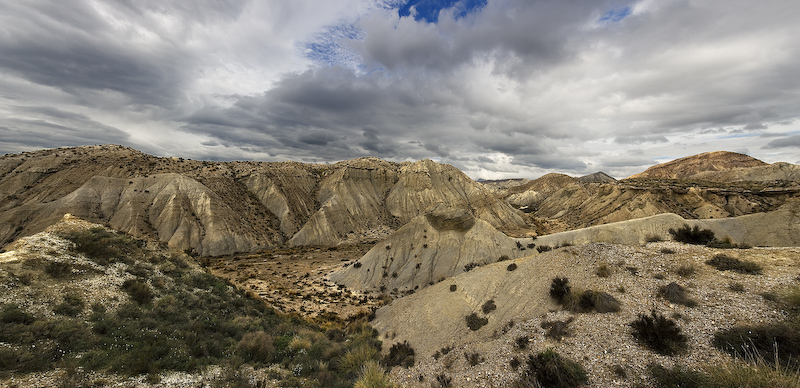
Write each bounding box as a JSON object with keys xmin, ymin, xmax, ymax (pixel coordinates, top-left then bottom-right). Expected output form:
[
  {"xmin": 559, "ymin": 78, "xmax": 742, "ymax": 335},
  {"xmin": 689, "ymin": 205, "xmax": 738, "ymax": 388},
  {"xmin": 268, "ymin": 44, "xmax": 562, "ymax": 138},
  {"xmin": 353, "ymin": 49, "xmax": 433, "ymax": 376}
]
[{"xmin": 0, "ymin": 146, "xmax": 528, "ymax": 256}]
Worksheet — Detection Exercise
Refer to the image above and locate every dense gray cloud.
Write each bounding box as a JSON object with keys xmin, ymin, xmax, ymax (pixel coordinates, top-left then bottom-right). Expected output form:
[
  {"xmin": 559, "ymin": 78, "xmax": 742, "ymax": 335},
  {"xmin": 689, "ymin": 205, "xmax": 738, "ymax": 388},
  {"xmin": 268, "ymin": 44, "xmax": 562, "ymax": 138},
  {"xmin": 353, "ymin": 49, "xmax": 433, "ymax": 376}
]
[{"xmin": 1, "ymin": 0, "xmax": 799, "ymax": 179}]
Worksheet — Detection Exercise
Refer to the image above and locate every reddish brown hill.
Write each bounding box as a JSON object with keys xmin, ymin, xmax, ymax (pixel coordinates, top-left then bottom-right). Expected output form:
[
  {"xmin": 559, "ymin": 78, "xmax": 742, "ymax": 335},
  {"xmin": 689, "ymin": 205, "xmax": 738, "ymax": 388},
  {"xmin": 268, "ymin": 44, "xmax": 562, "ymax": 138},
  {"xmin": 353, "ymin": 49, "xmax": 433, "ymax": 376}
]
[{"xmin": 627, "ymin": 151, "xmax": 767, "ymax": 179}]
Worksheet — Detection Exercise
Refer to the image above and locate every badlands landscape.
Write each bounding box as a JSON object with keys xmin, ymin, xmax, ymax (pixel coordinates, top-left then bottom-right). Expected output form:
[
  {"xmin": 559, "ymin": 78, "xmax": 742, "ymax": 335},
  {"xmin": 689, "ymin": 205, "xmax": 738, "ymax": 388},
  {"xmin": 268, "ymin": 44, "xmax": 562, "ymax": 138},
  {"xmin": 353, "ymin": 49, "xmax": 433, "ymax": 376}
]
[{"xmin": 1, "ymin": 146, "xmax": 799, "ymax": 387}]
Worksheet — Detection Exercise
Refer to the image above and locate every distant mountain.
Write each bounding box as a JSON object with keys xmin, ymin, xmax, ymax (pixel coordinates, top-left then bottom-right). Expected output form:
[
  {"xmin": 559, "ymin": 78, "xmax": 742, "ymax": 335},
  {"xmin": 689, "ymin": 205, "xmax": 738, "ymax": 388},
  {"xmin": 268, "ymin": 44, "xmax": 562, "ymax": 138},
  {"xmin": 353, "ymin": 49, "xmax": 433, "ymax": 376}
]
[
  {"xmin": 627, "ymin": 151, "xmax": 767, "ymax": 179},
  {"xmin": 577, "ymin": 171, "xmax": 616, "ymax": 184},
  {"xmin": 0, "ymin": 145, "xmax": 528, "ymax": 256}
]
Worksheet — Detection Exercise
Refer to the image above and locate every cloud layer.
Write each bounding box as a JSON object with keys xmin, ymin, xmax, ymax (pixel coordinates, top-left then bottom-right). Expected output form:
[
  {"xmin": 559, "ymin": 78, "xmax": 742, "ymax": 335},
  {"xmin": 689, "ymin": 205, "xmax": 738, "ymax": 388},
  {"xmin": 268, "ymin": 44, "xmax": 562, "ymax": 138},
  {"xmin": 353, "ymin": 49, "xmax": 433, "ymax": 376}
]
[{"xmin": 1, "ymin": 0, "xmax": 799, "ymax": 178}]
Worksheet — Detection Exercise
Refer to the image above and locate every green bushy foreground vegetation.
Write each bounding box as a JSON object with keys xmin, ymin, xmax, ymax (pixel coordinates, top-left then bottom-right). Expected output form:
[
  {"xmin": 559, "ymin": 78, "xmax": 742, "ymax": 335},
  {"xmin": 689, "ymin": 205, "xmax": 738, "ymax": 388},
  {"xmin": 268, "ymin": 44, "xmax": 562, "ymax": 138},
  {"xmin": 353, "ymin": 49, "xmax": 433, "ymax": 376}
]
[{"xmin": 0, "ymin": 227, "xmax": 385, "ymax": 387}]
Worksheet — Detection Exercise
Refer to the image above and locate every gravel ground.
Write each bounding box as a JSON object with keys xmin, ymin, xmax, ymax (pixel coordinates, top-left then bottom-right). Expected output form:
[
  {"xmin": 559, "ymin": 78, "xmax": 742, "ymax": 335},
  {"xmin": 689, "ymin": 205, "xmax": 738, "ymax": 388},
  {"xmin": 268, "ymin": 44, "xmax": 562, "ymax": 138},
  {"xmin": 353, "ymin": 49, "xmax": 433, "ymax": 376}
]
[{"xmin": 386, "ymin": 242, "xmax": 800, "ymax": 388}]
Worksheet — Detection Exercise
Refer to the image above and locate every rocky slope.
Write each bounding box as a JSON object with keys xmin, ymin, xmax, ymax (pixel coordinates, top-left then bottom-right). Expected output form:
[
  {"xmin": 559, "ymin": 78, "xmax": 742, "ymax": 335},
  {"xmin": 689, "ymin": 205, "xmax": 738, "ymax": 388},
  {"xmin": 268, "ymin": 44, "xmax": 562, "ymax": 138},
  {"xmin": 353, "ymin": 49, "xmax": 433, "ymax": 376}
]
[
  {"xmin": 0, "ymin": 146, "xmax": 528, "ymax": 256},
  {"xmin": 375, "ymin": 240, "xmax": 799, "ymax": 387},
  {"xmin": 328, "ymin": 205, "xmax": 527, "ymax": 294},
  {"xmin": 627, "ymin": 151, "xmax": 767, "ymax": 179}
]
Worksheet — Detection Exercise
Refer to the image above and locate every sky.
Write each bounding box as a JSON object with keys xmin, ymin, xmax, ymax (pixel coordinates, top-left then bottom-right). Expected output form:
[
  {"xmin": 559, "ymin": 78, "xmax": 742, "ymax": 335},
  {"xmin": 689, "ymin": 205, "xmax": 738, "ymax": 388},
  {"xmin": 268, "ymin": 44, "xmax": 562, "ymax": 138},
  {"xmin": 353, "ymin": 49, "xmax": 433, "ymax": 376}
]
[{"xmin": 1, "ymin": 0, "xmax": 799, "ymax": 179}]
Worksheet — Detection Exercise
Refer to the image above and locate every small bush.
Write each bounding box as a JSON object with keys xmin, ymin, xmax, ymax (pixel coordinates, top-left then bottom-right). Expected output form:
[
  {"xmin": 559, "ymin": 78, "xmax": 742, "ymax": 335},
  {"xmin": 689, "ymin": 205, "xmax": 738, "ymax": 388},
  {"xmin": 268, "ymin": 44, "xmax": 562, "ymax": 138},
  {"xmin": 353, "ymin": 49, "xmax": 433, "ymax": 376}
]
[
  {"xmin": 464, "ymin": 263, "xmax": 479, "ymax": 272},
  {"xmin": 648, "ymin": 363, "xmax": 708, "ymax": 388},
  {"xmin": 549, "ymin": 277, "xmax": 571, "ymax": 303},
  {"xmin": 121, "ymin": 279, "xmax": 154, "ymax": 305},
  {"xmin": 713, "ymin": 323, "xmax": 800, "ymax": 368},
  {"xmin": 53, "ymin": 294, "xmax": 85, "ymax": 316},
  {"xmin": 1, "ymin": 304, "xmax": 36, "ymax": 325},
  {"xmin": 563, "ymin": 290, "xmax": 621, "ymax": 313},
  {"xmin": 449, "ymin": 284, "xmax": 457, "ymax": 292},
  {"xmin": 498, "ymin": 255, "xmax": 510, "ymax": 262},
  {"xmin": 630, "ymin": 310, "xmax": 688, "ymax": 355},
  {"xmin": 385, "ymin": 341, "xmax": 415, "ymax": 368},
  {"xmin": 433, "ymin": 374, "xmax": 452, "ymax": 388},
  {"xmin": 465, "ymin": 352, "xmax": 484, "ymax": 366},
  {"xmin": 706, "ymin": 254, "xmax": 762, "ymax": 274},
  {"xmin": 661, "ymin": 247, "xmax": 676, "ymax": 254},
  {"xmin": 728, "ymin": 282, "xmax": 745, "ymax": 292},
  {"xmin": 235, "ymin": 331, "xmax": 274, "ymax": 364},
  {"xmin": 482, "ymin": 300, "xmax": 497, "ymax": 314},
  {"xmin": 675, "ymin": 264, "xmax": 696, "ymax": 277},
  {"xmin": 596, "ymin": 263, "xmax": 610, "ymax": 278},
  {"xmin": 515, "ymin": 349, "xmax": 588, "ymax": 388},
  {"xmin": 515, "ymin": 335, "xmax": 529, "ymax": 349},
  {"xmin": 465, "ymin": 313, "xmax": 488, "ymax": 331},
  {"xmin": 354, "ymin": 360, "xmax": 399, "ymax": 388},
  {"xmin": 62, "ymin": 227, "xmax": 140, "ymax": 265},
  {"xmin": 541, "ymin": 317, "xmax": 573, "ymax": 341},
  {"xmin": 510, "ymin": 357, "xmax": 521, "ymax": 370},
  {"xmin": 669, "ymin": 224, "xmax": 716, "ymax": 245},
  {"xmin": 45, "ymin": 261, "xmax": 73, "ymax": 278},
  {"xmin": 353, "ymin": 262, "xmax": 362, "ymax": 269},
  {"xmin": 659, "ymin": 282, "xmax": 698, "ymax": 308},
  {"xmin": 537, "ymin": 245, "xmax": 552, "ymax": 253},
  {"xmin": 647, "ymin": 235, "xmax": 664, "ymax": 243},
  {"xmin": 507, "ymin": 263, "xmax": 518, "ymax": 271},
  {"xmin": 340, "ymin": 344, "xmax": 380, "ymax": 378}
]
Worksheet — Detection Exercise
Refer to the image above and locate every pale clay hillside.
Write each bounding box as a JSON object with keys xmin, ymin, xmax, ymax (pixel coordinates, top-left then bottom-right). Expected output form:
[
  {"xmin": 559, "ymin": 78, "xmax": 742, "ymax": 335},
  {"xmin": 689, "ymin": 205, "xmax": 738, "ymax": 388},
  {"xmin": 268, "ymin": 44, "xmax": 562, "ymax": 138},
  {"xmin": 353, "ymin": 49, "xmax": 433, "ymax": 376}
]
[{"xmin": 1, "ymin": 146, "xmax": 800, "ymax": 388}]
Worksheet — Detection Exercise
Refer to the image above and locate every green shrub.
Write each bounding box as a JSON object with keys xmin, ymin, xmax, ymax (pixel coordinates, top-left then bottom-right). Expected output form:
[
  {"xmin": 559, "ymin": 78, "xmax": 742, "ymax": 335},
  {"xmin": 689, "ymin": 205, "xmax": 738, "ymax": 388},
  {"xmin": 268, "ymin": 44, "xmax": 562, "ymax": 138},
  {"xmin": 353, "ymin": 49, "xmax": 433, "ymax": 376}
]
[
  {"xmin": 706, "ymin": 254, "xmax": 762, "ymax": 274},
  {"xmin": 515, "ymin": 349, "xmax": 588, "ymax": 388},
  {"xmin": 659, "ymin": 282, "xmax": 698, "ymax": 307},
  {"xmin": 669, "ymin": 224, "xmax": 715, "ymax": 245},
  {"xmin": 630, "ymin": 310, "xmax": 688, "ymax": 355},
  {"xmin": 340, "ymin": 344, "xmax": 380, "ymax": 377},
  {"xmin": 465, "ymin": 313, "xmax": 488, "ymax": 331},
  {"xmin": 384, "ymin": 341, "xmax": 415, "ymax": 368}
]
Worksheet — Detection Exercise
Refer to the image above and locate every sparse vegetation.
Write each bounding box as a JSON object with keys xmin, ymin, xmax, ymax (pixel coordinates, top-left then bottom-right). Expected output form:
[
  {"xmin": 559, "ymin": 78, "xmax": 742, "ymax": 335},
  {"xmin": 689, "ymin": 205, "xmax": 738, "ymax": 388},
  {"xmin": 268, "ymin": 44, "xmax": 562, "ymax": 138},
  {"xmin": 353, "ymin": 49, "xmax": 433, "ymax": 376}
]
[
  {"xmin": 713, "ymin": 323, "xmax": 800, "ymax": 368},
  {"xmin": 661, "ymin": 247, "xmax": 676, "ymax": 254},
  {"xmin": 647, "ymin": 235, "xmax": 663, "ymax": 243},
  {"xmin": 464, "ymin": 262, "xmax": 480, "ymax": 272},
  {"xmin": 513, "ymin": 349, "xmax": 588, "ymax": 388},
  {"xmin": 596, "ymin": 263, "xmax": 610, "ymax": 277},
  {"xmin": 630, "ymin": 310, "xmax": 688, "ymax": 355},
  {"xmin": 675, "ymin": 264, "xmax": 696, "ymax": 277},
  {"xmin": 659, "ymin": 282, "xmax": 698, "ymax": 307},
  {"xmin": 465, "ymin": 312, "xmax": 489, "ymax": 331},
  {"xmin": 537, "ymin": 245, "xmax": 552, "ymax": 253},
  {"xmin": 669, "ymin": 224, "xmax": 716, "ymax": 245},
  {"xmin": 498, "ymin": 255, "xmax": 510, "ymax": 262},
  {"xmin": 706, "ymin": 254, "xmax": 762, "ymax": 274},
  {"xmin": 515, "ymin": 335, "xmax": 529, "ymax": 349},
  {"xmin": 449, "ymin": 284, "xmax": 457, "ymax": 292},
  {"xmin": 549, "ymin": 277, "xmax": 571, "ymax": 304},
  {"xmin": 482, "ymin": 300, "xmax": 497, "ymax": 314},
  {"xmin": 465, "ymin": 351, "xmax": 485, "ymax": 366},
  {"xmin": 385, "ymin": 341, "xmax": 415, "ymax": 368},
  {"xmin": 507, "ymin": 263, "xmax": 517, "ymax": 271},
  {"xmin": 563, "ymin": 289, "xmax": 621, "ymax": 313},
  {"xmin": 728, "ymin": 282, "xmax": 745, "ymax": 292},
  {"xmin": 433, "ymin": 373, "xmax": 452, "ymax": 388},
  {"xmin": 53, "ymin": 293, "xmax": 85, "ymax": 316},
  {"xmin": 542, "ymin": 318, "xmax": 573, "ymax": 341}
]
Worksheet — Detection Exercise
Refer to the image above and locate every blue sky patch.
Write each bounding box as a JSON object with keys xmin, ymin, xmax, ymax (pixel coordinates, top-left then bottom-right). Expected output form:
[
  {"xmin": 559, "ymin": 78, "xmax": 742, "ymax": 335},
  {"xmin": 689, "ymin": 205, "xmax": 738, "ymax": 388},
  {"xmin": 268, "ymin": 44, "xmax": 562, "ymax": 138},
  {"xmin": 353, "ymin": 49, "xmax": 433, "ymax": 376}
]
[
  {"xmin": 303, "ymin": 23, "xmax": 365, "ymax": 68},
  {"xmin": 600, "ymin": 6, "xmax": 632, "ymax": 23},
  {"xmin": 398, "ymin": 0, "xmax": 487, "ymax": 23}
]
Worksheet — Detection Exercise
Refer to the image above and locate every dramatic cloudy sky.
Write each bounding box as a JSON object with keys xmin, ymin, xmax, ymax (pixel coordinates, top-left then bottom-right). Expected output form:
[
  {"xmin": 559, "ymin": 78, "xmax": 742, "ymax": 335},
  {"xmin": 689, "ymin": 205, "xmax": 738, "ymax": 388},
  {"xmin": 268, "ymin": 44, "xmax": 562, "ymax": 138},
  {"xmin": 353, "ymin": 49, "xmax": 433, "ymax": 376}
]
[{"xmin": 1, "ymin": 0, "xmax": 799, "ymax": 179}]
